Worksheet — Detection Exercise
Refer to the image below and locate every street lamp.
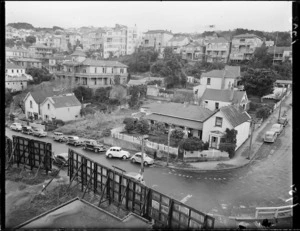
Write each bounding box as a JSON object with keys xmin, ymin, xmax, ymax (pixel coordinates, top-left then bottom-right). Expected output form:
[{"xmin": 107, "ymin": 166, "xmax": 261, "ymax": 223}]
[
  {"xmin": 138, "ymin": 135, "xmax": 146, "ymax": 177},
  {"xmin": 166, "ymin": 125, "xmax": 175, "ymax": 167}
]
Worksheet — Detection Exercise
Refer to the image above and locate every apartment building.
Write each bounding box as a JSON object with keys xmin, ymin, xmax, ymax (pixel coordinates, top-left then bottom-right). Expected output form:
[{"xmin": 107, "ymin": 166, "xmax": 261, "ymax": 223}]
[
  {"xmin": 267, "ymin": 46, "xmax": 292, "ymax": 63},
  {"xmin": 55, "ymin": 47, "xmax": 128, "ymax": 88},
  {"xmin": 166, "ymin": 36, "xmax": 190, "ymax": 54},
  {"xmin": 205, "ymin": 37, "xmax": 231, "ymax": 63},
  {"xmin": 29, "ymin": 44, "xmax": 54, "ymax": 59},
  {"xmin": 6, "ymin": 46, "xmax": 29, "ymax": 60},
  {"xmin": 181, "ymin": 41, "xmax": 206, "ymax": 62},
  {"xmin": 5, "ymin": 62, "xmax": 28, "ymax": 92},
  {"xmin": 142, "ymin": 30, "xmax": 173, "ymax": 51},
  {"xmin": 230, "ymin": 33, "xmax": 263, "ymax": 62}
]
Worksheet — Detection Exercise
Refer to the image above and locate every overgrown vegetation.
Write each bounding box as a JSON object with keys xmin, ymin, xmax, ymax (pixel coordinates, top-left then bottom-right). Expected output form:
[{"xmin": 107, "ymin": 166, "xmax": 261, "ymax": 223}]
[{"xmin": 219, "ymin": 128, "xmax": 237, "ymax": 158}]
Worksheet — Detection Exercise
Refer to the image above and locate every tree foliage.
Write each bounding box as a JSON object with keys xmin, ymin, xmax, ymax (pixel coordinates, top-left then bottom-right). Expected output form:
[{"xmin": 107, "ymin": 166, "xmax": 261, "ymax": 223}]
[
  {"xmin": 256, "ymin": 106, "xmax": 272, "ymax": 119},
  {"xmin": 128, "ymin": 85, "xmax": 146, "ymax": 109},
  {"xmin": 8, "ymin": 22, "xmax": 34, "ymax": 30},
  {"xmin": 25, "ymin": 36, "xmax": 36, "ymax": 44},
  {"xmin": 26, "ymin": 67, "xmax": 54, "ymax": 84},
  {"xmin": 80, "ymin": 107, "xmax": 96, "ymax": 116},
  {"xmin": 127, "ymin": 49, "xmax": 159, "ymax": 73},
  {"xmin": 94, "ymin": 87, "xmax": 111, "ymax": 103},
  {"xmin": 219, "ymin": 128, "xmax": 237, "ymax": 158},
  {"xmin": 171, "ymin": 128, "xmax": 185, "ymax": 140},
  {"xmin": 5, "ymin": 89, "xmax": 13, "ymax": 108},
  {"xmin": 241, "ymin": 68, "xmax": 276, "ymax": 97},
  {"xmin": 73, "ymin": 86, "xmax": 93, "ymax": 103},
  {"xmin": 136, "ymin": 119, "xmax": 150, "ymax": 135},
  {"xmin": 248, "ymin": 43, "xmax": 273, "ymax": 69},
  {"xmin": 179, "ymin": 137, "xmax": 204, "ymax": 151},
  {"xmin": 124, "ymin": 118, "xmax": 136, "ymax": 133}
]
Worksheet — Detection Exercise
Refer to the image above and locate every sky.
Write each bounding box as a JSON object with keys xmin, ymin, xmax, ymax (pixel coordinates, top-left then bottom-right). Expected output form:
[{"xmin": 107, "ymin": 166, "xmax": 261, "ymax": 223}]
[{"xmin": 6, "ymin": 1, "xmax": 292, "ymax": 33}]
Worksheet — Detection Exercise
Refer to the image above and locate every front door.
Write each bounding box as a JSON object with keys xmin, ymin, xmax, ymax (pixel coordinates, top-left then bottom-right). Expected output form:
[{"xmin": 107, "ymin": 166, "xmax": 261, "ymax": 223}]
[{"xmin": 211, "ymin": 136, "xmax": 218, "ymax": 149}]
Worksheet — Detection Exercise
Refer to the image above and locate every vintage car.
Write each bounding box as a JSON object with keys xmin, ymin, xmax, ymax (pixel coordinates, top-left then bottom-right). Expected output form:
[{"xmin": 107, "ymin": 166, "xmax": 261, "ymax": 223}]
[
  {"xmin": 53, "ymin": 132, "xmax": 68, "ymax": 142},
  {"xmin": 21, "ymin": 126, "xmax": 33, "ymax": 135},
  {"xmin": 10, "ymin": 123, "xmax": 22, "ymax": 131},
  {"xmin": 130, "ymin": 152, "xmax": 154, "ymax": 166},
  {"xmin": 264, "ymin": 131, "xmax": 277, "ymax": 143},
  {"xmin": 105, "ymin": 147, "xmax": 130, "ymax": 159},
  {"xmin": 32, "ymin": 127, "xmax": 47, "ymax": 137},
  {"xmin": 83, "ymin": 140, "xmax": 107, "ymax": 153}
]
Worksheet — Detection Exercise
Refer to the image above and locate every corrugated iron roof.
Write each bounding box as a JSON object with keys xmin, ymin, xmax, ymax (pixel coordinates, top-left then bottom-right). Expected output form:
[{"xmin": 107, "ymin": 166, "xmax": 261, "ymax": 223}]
[
  {"xmin": 202, "ymin": 66, "xmax": 240, "ymax": 79},
  {"xmin": 143, "ymin": 102, "xmax": 214, "ymax": 122},
  {"xmin": 220, "ymin": 105, "xmax": 251, "ymax": 127},
  {"xmin": 202, "ymin": 89, "xmax": 246, "ymax": 104},
  {"xmin": 49, "ymin": 95, "xmax": 81, "ymax": 108}
]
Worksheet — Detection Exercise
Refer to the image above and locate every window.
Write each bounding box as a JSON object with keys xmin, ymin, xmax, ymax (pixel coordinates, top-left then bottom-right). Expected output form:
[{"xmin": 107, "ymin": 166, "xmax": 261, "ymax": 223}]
[
  {"xmin": 12, "ymin": 70, "xmax": 14, "ymax": 73},
  {"xmin": 120, "ymin": 68, "xmax": 124, "ymax": 74},
  {"xmin": 103, "ymin": 68, "xmax": 106, "ymax": 73},
  {"xmin": 48, "ymin": 103, "xmax": 50, "ymax": 110},
  {"xmin": 240, "ymin": 39, "xmax": 245, "ymax": 42},
  {"xmin": 145, "ymin": 40, "xmax": 149, "ymax": 45},
  {"xmin": 30, "ymin": 100, "xmax": 33, "ymax": 108},
  {"xmin": 17, "ymin": 70, "xmax": 19, "ymax": 73},
  {"xmin": 207, "ymin": 78, "xmax": 211, "ymax": 85},
  {"xmin": 215, "ymin": 102, "xmax": 219, "ymax": 110},
  {"xmin": 205, "ymin": 101, "xmax": 208, "ymax": 104},
  {"xmin": 215, "ymin": 117, "xmax": 223, "ymax": 127},
  {"xmin": 83, "ymin": 69, "xmax": 86, "ymax": 73},
  {"xmin": 95, "ymin": 68, "xmax": 97, "ymax": 73}
]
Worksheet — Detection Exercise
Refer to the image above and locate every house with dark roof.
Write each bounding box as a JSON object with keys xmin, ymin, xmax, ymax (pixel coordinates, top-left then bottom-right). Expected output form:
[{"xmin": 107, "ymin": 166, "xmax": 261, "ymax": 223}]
[
  {"xmin": 55, "ymin": 47, "xmax": 128, "ymax": 88},
  {"xmin": 40, "ymin": 94, "xmax": 81, "ymax": 121},
  {"xmin": 202, "ymin": 105, "xmax": 251, "ymax": 150},
  {"xmin": 201, "ymin": 88, "xmax": 249, "ymax": 111},
  {"xmin": 205, "ymin": 37, "xmax": 231, "ymax": 63},
  {"xmin": 193, "ymin": 65, "xmax": 243, "ymax": 98},
  {"xmin": 141, "ymin": 102, "xmax": 215, "ymax": 140},
  {"xmin": 230, "ymin": 33, "xmax": 264, "ymax": 62}
]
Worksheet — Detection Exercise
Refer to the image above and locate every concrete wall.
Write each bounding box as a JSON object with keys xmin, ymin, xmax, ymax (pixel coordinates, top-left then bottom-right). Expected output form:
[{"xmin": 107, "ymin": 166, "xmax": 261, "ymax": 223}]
[
  {"xmin": 235, "ymin": 121, "xmax": 251, "ymax": 149},
  {"xmin": 6, "ymin": 80, "xmax": 27, "ymax": 92}
]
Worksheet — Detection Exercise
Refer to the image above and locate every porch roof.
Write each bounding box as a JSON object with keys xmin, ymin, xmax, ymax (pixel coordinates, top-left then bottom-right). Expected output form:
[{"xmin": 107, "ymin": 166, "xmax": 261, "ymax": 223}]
[{"xmin": 145, "ymin": 114, "xmax": 203, "ymax": 130}]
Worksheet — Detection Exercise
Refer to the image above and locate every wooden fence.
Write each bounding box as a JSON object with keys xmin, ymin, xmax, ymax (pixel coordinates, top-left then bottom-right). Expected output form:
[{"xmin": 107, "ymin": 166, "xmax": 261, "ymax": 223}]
[
  {"xmin": 255, "ymin": 205, "xmax": 293, "ymax": 219},
  {"xmin": 5, "ymin": 135, "xmax": 52, "ymax": 174},
  {"xmin": 68, "ymin": 149, "xmax": 214, "ymax": 229},
  {"xmin": 111, "ymin": 132, "xmax": 178, "ymax": 155}
]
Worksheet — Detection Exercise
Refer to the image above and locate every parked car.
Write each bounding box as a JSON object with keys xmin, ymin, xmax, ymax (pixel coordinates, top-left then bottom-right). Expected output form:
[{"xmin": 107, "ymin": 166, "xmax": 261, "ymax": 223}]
[
  {"xmin": 53, "ymin": 132, "xmax": 68, "ymax": 142},
  {"xmin": 124, "ymin": 172, "xmax": 146, "ymax": 185},
  {"xmin": 21, "ymin": 126, "xmax": 33, "ymax": 135},
  {"xmin": 264, "ymin": 131, "xmax": 277, "ymax": 143},
  {"xmin": 130, "ymin": 152, "xmax": 154, "ymax": 166},
  {"xmin": 32, "ymin": 127, "xmax": 47, "ymax": 137},
  {"xmin": 10, "ymin": 123, "xmax": 22, "ymax": 131},
  {"xmin": 66, "ymin": 136, "xmax": 81, "ymax": 146},
  {"xmin": 52, "ymin": 152, "xmax": 69, "ymax": 166},
  {"xmin": 278, "ymin": 116, "xmax": 288, "ymax": 127},
  {"xmin": 83, "ymin": 140, "xmax": 107, "ymax": 153},
  {"xmin": 270, "ymin": 123, "xmax": 284, "ymax": 135},
  {"xmin": 105, "ymin": 147, "xmax": 130, "ymax": 159}
]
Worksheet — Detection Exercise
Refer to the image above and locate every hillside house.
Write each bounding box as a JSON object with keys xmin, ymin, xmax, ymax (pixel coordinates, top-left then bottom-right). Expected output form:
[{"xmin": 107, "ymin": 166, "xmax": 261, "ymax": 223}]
[
  {"xmin": 205, "ymin": 37, "xmax": 231, "ymax": 63},
  {"xmin": 40, "ymin": 94, "xmax": 81, "ymax": 122},
  {"xmin": 193, "ymin": 65, "xmax": 242, "ymax": 98},
  {"xmin": 201, "ymin": 88, "xmax": 249, "ymax": 111}
]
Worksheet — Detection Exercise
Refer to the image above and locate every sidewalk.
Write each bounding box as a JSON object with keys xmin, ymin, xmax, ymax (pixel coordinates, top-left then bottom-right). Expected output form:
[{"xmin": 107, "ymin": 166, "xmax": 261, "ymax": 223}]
[{"xmin": 161, "ymin": 93, "xmax": 292, "ymax": 172}]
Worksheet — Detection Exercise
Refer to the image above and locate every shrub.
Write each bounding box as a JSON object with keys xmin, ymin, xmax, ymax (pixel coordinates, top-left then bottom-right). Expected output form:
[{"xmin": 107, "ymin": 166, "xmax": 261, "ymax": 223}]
[
  {"xmin": 136, "ymin": 119, "xmax": 150, "ymax": 135},
  {"xmin": 179, "ymin": 137, "xmax": 204, "ymax": 151},
  {"xmin": 124, "ymin": 119, "xmax": 136, "ymax": 133},
  {"xmin": 171, "ymin": 128, "xmax": 185, "ymax": 140},
  {"xmin": 256, "ymin": 106, "xmax": 271, "ymax": 119},
  {"xmin": 249, "ymin": 102, "xmax": 263, "ymax": 111},
  {"xmin": 80, "ymin": 107, "xmax": 96, "ymax": 116},
  {"xmin": 219, "ymin": 143, "xmax": 236, "ymax": 158},
  {"xmin": 203, "ymin": 141, "xmax": 209, "ymax": 150},
  {"xmin": 54, "ymin": 119, "xmax": 65, "ymax": 126},
  {"xmin": 123, "ymin": 117, "xmax": 136, "ymax": 125},
  {"xmin": 154, "ymin": 122, "xmax": 166, "ymax": 134}
]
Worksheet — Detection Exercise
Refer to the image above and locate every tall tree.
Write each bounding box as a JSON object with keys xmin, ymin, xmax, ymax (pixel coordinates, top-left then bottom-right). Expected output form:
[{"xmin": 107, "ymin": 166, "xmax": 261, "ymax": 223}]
[
  {"xmin": 241, "ymin": 68, "xmax": 276, "ymax": 97},
  {"xmin": 25, "ymin": 36, "xmax": 36, "ymax": 44}
]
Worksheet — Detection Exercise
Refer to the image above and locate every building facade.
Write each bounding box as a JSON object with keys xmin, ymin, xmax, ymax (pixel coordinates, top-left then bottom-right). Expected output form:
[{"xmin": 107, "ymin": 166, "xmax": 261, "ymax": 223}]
[
  {"xmin": 181, "ymin": 41, "xmax": 206, "ymax": 62},
  {"xmin": 205, "ymin": 38, "xmax": 231, "ymax": 63},
  {"xmin": 5, "ymin": 62, "xmax": 28, "ymax": 92},
  {"xmin": 230, "ymin": 33, "xmax": 263, "ymax": 62},
  {"xmin": 142, "ymin": 30, "xmax": 173, "ymax": 51},
  {"xmin": 11, "ymin": 57, "xmax": 43, "ymax": 69},
  {"xmin": 6, "ymin": 47, "xmax": 29, "ymax": 60}
]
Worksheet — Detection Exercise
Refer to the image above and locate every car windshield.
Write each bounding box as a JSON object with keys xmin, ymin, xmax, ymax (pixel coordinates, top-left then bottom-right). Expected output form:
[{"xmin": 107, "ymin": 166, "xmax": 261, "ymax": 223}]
[{"xmin": 266, "ymin": 133, "xmax": 274, "ymax": 138}]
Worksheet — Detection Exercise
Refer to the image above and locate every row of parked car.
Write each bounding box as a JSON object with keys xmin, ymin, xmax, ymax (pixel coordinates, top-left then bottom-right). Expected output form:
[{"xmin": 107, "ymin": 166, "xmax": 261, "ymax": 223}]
[
  {"xmin": 9, "ymin": 123, "xmax": 47, "ymax": 137},
  {"xmin": 263, "ymin": 116, "xmax": 288, "ymax": 143},
  {"xmin": 52, "ymin": 132, "xmax": 155, "ymax": 166}
]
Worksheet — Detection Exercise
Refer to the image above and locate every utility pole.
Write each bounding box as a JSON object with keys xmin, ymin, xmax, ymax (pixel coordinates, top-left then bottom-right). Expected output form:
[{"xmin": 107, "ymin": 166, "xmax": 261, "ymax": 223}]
[
  {"xmin": 278, "ymin": 86, "xmax": 285, "ymax": 121},
  {"xmin": 140, "ymin": 135, "xmax": 145, "ymax": 176},
  {"xmin": 247, "ymin": 120, "xmax": 255, "ymax": 160},
  {"xmin": 166, "ymin": 126, "xmax": 174, "ymax": 166}
]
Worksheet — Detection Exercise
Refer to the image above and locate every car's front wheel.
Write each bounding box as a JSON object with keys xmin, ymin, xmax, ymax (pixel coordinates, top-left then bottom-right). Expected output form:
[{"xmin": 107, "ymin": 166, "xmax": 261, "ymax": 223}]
[
  {"xmin": 122, "ymin": 155, "xmax": 127, "ymax": 160},
  {"xmin": 132, "ymin": 158, "xmax": 136, "ymax": 163},
  {"xmin": 95, "ymin": 149, "xmax": 99, "ymax": 153},
  {"xmin": 144, "ymin": 161, "xmax": 148, "ymax": 166},
  {"xmin": 108, "ymin": 154, "xmax": 113, "ymax": 158}
]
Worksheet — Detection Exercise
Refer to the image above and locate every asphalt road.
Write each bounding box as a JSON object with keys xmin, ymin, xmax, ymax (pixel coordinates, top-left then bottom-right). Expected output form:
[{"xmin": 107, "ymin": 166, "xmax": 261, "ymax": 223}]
[{"xmin": 5, "ymin": 117, "xmax": 292, "ymax": 220}]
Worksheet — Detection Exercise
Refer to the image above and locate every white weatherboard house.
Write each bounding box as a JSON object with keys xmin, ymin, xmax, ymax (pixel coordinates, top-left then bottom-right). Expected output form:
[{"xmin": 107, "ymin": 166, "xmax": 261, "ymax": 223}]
[
  {"xmin": 40, "ymin": 94, "xmax": 81, "ymax": 122},
  {"xmin": 201, "ymin": 88, "xmax": 249, "ymax": 111},
  {"xmin": 202, "ymin": 105, "xmax": 251, "ymax": 150},
  {"xmin": 23, "ymin": 90, "xmax": 57, "ymax": 120},
  {"xmin": 193, "ymin": 66, "xmax": 242, "ymax": 98}
]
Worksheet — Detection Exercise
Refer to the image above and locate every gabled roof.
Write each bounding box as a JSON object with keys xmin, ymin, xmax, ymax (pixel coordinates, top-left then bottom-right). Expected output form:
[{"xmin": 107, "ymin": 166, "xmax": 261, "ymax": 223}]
[
  {"xmin": 145, "ymin": 30, "xmax": 173, "ymax": 35},
  {"xmin": 220, "ymin": 105, "xmax": 251, "ymax": 127},
  {"xmin": 142, "ymin": 102, "xmax": 215, "ymax": 123},
  {"xmin": 202, "ymin": 66, "xmax": 240, "ymax": 79},
  {"xmin": 201, "ymin": 89, "xmax": 246, "ymax": 104},
  {"xmin": 45, "ymin": 95, "xmax": 81, "ymax": 108},
  {"xmin": 6, "ymin": 62, "xmax": 24, "ymax": 69},
  {"xmin": 25, "ymin": 90, "xmax": 57, "ymax": 104},
  {"xmin": 233, "ymin": 33, "xmax": 263, "ymax": 40},
  {"xmin": 81, "ymin": 59, "xmax": 127, "ymax": 68},
  {"xmin": 207, "ymin": 37, "xmax": 229, "ymax": 44},
  {"xmin": 184, "ymin": 41, "xmax": 203, "ymax": 48}
]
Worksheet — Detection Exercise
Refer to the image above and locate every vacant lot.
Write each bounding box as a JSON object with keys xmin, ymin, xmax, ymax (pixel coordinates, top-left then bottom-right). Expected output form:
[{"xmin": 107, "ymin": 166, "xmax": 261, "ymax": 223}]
[{"xmin": 55, "ymin": 109, "xmax": 138, "ymax": 140}]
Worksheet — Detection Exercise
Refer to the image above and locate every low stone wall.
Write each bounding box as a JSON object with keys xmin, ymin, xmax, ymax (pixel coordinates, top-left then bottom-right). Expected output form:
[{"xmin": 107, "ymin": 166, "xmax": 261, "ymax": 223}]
[{"xmin": 183, "ymin": 149, "xmax": 229, "ymax": 162}]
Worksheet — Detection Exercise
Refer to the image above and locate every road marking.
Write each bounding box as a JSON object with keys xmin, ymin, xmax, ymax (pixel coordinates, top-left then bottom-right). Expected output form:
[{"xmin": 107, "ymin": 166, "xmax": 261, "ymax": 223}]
[{"xmin": 180, "ymin": 194, "xmax": 192, "ymax": 203}]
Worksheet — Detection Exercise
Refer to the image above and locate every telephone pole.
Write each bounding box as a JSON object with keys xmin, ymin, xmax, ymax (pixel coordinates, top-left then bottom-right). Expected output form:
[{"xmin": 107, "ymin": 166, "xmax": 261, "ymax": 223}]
[
  {"xmin": 246, "ymin": 120, "xmax": 255, "ymax": 160},
  {"xmin": 140, "ymin": 135, "xmax": 145, "ymax": 176}
]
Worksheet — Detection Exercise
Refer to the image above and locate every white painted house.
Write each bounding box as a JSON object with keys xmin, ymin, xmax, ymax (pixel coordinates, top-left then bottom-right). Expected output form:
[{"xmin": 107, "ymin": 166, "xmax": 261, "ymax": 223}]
[
  {"xmin": 193, "ymin": 66, "xmax": 242, "ymax": 98},
  {"xmin": 201, "ymin": 88, "xmax": 249, "ymax": 111},
  {"xmin": 202, "ymin": 105, "xmax": 251, "ymax": 150},
  {"xmin": 40, "ymin": 94, "xmax": 81, "ymax": 122}
]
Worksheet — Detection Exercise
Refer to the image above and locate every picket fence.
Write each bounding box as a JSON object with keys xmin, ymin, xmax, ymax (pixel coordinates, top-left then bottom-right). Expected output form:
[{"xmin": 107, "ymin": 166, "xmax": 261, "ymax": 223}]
[{"xmin": 112, "ymin": 132, "xmax": 178, "ymax": 155}]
